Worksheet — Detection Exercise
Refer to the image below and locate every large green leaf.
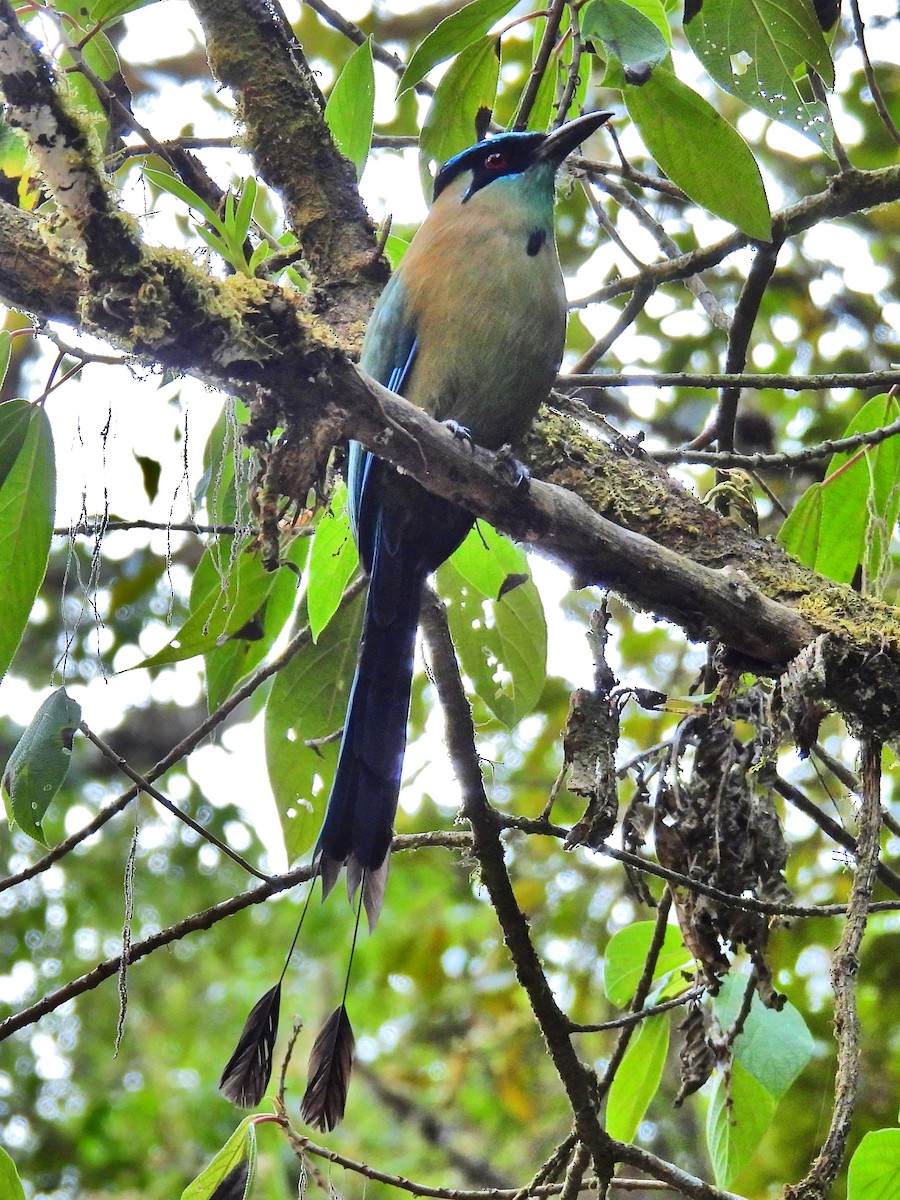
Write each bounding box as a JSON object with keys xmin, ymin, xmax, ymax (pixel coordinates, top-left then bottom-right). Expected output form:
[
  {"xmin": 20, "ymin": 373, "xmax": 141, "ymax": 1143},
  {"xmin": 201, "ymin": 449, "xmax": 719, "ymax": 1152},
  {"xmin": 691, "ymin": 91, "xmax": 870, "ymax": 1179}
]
[
  {"xmin": 706, "ymin": 1060, "xmax": 777, "ymax": 1188},
  {"xmin": 713, "ymin": 974, "xmax": 814, "ymax": 1098},
  {"xmin": 92, "ymin": 0, "xmax": 159, "ymax": 22},
  {"xmin": 603, "ymin": 921, "xmax": 692, "ymax": 1007},
  {"xmin": 181, "ymin": 1115, "xmax": 257, "ymax": 1200},
  {"xmin": 264, "ymin": 588, "xmax": 364, "ymax": 861},
  {"xmin": 684, "ymin": 0, "xmax": 834, "ymax": 156},
  {"xmin": 605, "ymin": 1014, "xmax": 670, "ymax": 1141},
  {"xmin": 204, "ymin": 535, "xmax": 308, "ymax": 712},
  {"xmin": 2, "ymin": 687, "xmax": 81, "ymax": 845},
  {"xmin": 420, "ymin": 37, "xmax": 500, "ymax": 176},
  {"xmin": 399, "ymin": 0, "xmax": 517, "ymax": 95},
  {"xmin": 325, "ymin": 37, "xmax": 375, "ymax": 178},
  {"xmin": 437, "ymin": 523, "xmax": 547, "ymax": 728},
  {"xmin": 0, "ymin": 1148, "xmax": 25, "ymax": 1200},
  {"xmin": 848, "ymin": 1130, "xmax": 900, "ymax": 1200},
  {"xmin": 137, "ymin": 538, "xmax": 293, "ymax": 669},
  {"xmin": 0, "ymin": 398, "xmax": 33, "ymax": 491},
  {"xmin": 582, "ymin": 0, "xmax": 670, "ymax": 71},
  {"xmin": 307, "ymin": 486, "xmax": 359, "ymax": 641},
  {"xmin": 623, "ymin": 67, "xmax": 772, "ymax": 240},
  {"xmin": 0, "ymin": 402, "xmax": 55, "ymax": 685},
  {"xmin": 778, "ymin": 393, "xmax": 900, "ymax": 590}
]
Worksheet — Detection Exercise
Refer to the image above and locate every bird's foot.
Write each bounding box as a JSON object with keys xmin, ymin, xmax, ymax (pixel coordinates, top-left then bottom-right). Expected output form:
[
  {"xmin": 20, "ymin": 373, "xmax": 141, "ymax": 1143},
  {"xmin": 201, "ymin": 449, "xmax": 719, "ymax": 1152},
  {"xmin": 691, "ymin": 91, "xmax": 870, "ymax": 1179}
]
[
  {"xmin": 495, "ymin": 444, "xmax": 530, "ymax": 490},
  {"xmin": 442, "ymin": 419, "xmax": 474, "ymax": 447}
]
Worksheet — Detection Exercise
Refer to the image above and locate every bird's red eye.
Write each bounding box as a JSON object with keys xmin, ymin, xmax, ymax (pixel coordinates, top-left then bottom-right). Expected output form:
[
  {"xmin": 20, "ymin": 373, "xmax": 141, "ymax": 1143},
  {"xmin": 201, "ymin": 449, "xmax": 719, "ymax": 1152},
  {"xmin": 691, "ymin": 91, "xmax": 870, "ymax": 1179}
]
[{"xmin": 484, "ymin": 151, "xmax": 507, "ymax": 170}]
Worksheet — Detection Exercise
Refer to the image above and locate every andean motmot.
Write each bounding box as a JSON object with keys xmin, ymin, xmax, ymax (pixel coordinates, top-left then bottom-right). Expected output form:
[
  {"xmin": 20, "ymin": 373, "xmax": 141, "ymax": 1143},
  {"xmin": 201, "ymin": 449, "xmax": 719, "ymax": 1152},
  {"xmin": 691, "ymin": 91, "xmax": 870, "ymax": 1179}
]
[{"xmin": 315, "ymin": 111, "xmax": 613, "ymax": 927}]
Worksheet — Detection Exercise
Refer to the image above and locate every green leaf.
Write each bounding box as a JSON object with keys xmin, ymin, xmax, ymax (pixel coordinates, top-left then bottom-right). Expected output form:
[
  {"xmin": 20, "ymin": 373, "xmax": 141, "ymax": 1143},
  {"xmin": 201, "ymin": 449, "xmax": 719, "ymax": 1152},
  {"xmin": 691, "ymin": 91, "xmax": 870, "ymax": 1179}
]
[
  {"xmin": 437, "ymin": 523, "xmax": 547, "ymax": 728},
  {"xmin": 264, "ymin": 588, "xmax": 364, "ymax": 861},
  {"xmin": 181, "ymin": 1114, "xmax": 257, "ymax": 1200},
  {"xmin": 0, "ymin": 331, "xmax": 12, "ymax": 393},
  {"xmin": 307, "ymin": 486, "xmax": 359, "ymax": 641},
  {"xmin": 684, "ymin": 0, "xmax": 834, "ymax": 155},
  {"xmin": 143, "ymin": 166, "xmax": 223, "ymax": 234},
  {"xmin": 778, "ymin": 393, "xmax": 900, "ymax": 589},
  {"xmin": 196, "ymin": 398, "xmax": 249, "ymax": 529},
  {"xmin": 420, "ymin": 37, "xmax": 500, "ymax": 176},
  {"xmin": 848, "ymin": 1130, "xmax": 900, "ymax": 1200},
  {"xmin": 603, "ymin": 921, "xmax": 692, "ymax": 1007},
  {"xmin": 706, "ymin": 1060, "xmax": 777, "ymax": 1188},
  {"xmin": 80, "ymin": 29, "xmax": 119, "ymax": 81},
  {"xmin": 136, "ymin": 539, "xmax": 290, "ymax": 669},
  {"xmin": 617, "ymin": 0, "xmax": 672, "ymax": 42},
  {"xmin": 623, "ymin": 67, "xmax": 772, "ymax": 240},
  {"xmin": 204, "ymin": 535, "xmax": 307, "ymax": 712},
  {"xmin": 0, "ymin": 1148, "xmax": 26, "ymax": 1200},
  {"xmin": 605, "ymin": 1014, "xmax": 670, "ymax": 1141},
  {"xmin": 713, "ymin": 975, "xmax": 814, "ymax": 1098},
  {"xmin": 0, "ymin": 403, "xmax": 55, "ymax": 685},
  {"xmin": 0, "ymin": 399, "xmax": 33, "ymax": 491},
  {"xmin": 399, "ymin": 0, "xmax": 516, "ymax": 95},
  {"xmin": 582, "ymin": 0, "xmax": 670, "ymax": 70},
  {"xmin": 325, "ymin": 38, "xmax": 375, "ymax": 178},
  {"xmin": 2, "ymin": 687, "xmax": 82, "ymax": 845},
  {"xmin": 92, "ymin": 0, "xmax": 159, "ymax": 23},
  {"xmin": 134, "ymin": 451, "xmax": 161, "ymax": 502}
]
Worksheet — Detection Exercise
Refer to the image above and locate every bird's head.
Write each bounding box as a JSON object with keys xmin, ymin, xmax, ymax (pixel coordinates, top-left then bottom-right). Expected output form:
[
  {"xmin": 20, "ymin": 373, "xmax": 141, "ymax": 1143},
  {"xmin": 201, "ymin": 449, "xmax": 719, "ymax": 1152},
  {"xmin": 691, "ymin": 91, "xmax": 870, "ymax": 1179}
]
[{"xmin": 432, "ymin": 111, "xmax": 613, "ymax": 205}]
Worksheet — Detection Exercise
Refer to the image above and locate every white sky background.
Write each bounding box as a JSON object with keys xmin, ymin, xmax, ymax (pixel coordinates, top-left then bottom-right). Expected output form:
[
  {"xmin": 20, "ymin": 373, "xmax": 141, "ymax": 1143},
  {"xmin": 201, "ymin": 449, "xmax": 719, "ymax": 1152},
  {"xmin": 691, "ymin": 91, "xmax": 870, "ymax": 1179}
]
[{"xmin": 2, "ymin": 0, "xmax": 896, "ymax": 866}]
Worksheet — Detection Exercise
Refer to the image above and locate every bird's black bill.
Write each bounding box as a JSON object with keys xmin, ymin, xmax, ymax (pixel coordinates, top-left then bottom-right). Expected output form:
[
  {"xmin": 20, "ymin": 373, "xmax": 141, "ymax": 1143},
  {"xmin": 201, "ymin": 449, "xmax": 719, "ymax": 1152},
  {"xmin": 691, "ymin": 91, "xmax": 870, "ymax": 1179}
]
[{"xmin": 536, "ymin": 111, "xmax": 613, "ymax": 165}]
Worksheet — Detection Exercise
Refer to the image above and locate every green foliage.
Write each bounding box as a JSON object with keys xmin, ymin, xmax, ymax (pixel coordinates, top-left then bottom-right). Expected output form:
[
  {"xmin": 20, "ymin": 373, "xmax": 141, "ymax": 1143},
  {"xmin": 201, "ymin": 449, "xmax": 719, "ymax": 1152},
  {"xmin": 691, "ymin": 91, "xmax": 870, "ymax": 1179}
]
[
  {"xmin": 264, "ymin": 588, "xmax": 364, "ymax": 859},
  {"xmin": 419, "ymin": 37, "xmax": 500, "ymax": 175},
  {"xmin": 0, "ymin": 1145, "xmax": 26, "ymax": 1200},
  {"xmin": 712, "ymin": 975, "xmax": 814, "ymax": 1099},
  {"xmin": 622, "ymin": 67, "xmax": 772, "ymax": 240},
  {"xmin": 144, "ymin": 169, "xmax": 269, "ymax": 276},
  {"xmin": 306, "ymin": 486, "xmax": 359, "ymax": 640},
  {"xmin": 2, "ymin": 687, "xmax": 81, "ymax": 844},
  {"xmin": 325, "ymin": 38, "xmax": 376, "ymax": 178},
  {"xmin": 0, "ymin": 401, "xmax": 54, "ymax": 684},
  {"xmin": 603, "ymin": 921, "xmax": 692, "ymax": 1007},
  {"xmin": 438, "ymin": 523, "xmax": 547, "ymax": 728},
  {"xmin": 683, "ymin": 0, "xmax": 835, "ymax": 154},
  {"xmin": 182, "ymin": 1115, "xmax": 259, "ymax": 1200},
  {"xmin": 581, "ymin": 0, "xmax": 670, "ymax": 72},
  {"xmin": 779, "ymin": 393, "xmax": 900, "ymax": 591},
  {"xmin": 605, "ymin": 1014, "xmax": 669, "ymax": 1141},
  {"xmin": 848, "ymin": 1129, "xmax": 900, "ymax": 1200},
  {"xmin": 706, "ymin": 1060, "xmax": 778, "ymax": 1187},
  {"xmin": 399, "ymin": 0, "xmax": 517, "ymax": 95},
  {"xmin": 137, "ymin": 537, "xmax": 294, "ymax": 669}
]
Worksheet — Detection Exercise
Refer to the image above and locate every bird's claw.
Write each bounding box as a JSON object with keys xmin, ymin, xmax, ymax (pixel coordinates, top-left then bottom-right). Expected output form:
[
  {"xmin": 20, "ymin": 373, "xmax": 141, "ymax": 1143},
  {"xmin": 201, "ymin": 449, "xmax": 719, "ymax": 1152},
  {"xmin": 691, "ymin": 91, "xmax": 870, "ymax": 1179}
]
[
  {"xmin": 443, "ymin": 419, "xmax": 474, "ymax": 447},
  {"xmin": 495, "ymin": 445, "xmax": 530, "ymax": 490}
]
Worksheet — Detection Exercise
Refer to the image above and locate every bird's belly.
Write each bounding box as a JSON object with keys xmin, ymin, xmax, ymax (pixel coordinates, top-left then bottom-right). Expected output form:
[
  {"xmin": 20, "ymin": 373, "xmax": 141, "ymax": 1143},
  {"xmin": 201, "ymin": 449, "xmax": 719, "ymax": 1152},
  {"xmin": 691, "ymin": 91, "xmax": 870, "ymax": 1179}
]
[{"xmin": 406, "ymin": 246, "xmax": 565, "ymax": 449}]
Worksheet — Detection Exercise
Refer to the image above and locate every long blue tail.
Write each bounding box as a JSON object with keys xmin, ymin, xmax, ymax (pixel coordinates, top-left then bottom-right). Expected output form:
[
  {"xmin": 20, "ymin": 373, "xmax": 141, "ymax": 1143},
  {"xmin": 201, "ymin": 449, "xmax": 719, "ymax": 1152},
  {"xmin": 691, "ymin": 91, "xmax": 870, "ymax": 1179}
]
[{"xmin": 315, "ymin": 556, "xmax": 424, "ymax": 927}]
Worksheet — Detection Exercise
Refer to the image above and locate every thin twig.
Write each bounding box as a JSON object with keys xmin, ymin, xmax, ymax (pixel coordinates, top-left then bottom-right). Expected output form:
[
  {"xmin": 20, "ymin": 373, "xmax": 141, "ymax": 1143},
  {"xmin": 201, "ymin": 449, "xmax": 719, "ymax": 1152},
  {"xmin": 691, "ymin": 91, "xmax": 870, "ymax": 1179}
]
[
  {"xmin": 848, "ymin": 0, "xmax": 900, "ymax": 145},
  {"xmin": 694, "ymin": 239, "xmax": 783, "ymax": 454},
  {"xmin": 571, "ymin": 987, "xmax": 703, "ymax": 1034},
  {"xmin": 79, "ymin": 722, "xmax": 271, "ymax": 881},
  {"xmin": 513, "ymin": 0, "xmax": 566, "ymax": 130},
  {"xmin": 785, "ymin": 737, "xmax": 883, "ymax": 1200},
  {"xmin": 560, "ymin": 370, "xmax": 900, "ymax": 391}
]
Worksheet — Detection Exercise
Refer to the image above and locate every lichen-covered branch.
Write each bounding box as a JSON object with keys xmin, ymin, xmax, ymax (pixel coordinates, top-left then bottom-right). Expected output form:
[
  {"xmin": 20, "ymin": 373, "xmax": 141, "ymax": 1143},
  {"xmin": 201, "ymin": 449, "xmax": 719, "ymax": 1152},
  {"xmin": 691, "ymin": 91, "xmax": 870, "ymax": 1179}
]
[
  {"xmin": 0, "ymin": 2, "xmax": 140, "ymax": 268},
  {"xmin": 188, "ymin": 0, "xmax": 388, "ymax": 341}
]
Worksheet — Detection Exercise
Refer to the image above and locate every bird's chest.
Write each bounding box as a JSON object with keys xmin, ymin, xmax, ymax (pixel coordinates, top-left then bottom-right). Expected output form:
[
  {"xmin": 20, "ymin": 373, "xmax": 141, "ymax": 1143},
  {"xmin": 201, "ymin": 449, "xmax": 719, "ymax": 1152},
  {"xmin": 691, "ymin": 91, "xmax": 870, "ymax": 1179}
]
[{"xmin": 406, "ymin": 225, "xmax": 566, "ymax": 448}]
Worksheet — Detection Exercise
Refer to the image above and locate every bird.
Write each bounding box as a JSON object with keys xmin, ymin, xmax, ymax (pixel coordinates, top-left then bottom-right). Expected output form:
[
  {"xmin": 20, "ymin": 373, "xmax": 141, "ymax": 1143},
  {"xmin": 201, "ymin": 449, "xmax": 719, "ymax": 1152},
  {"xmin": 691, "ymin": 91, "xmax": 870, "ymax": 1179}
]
[{"xmin": 315, "ymin": 111, "xmax": 613, "ymax": 928}]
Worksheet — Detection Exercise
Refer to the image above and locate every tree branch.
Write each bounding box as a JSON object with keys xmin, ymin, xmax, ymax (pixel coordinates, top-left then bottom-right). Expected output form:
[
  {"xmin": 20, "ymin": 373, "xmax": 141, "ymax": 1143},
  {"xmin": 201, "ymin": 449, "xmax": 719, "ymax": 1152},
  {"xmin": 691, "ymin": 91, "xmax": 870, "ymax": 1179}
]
[{"xmin": 784, "ymin": 738, "xmax": 884, "ymax": 1200}]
